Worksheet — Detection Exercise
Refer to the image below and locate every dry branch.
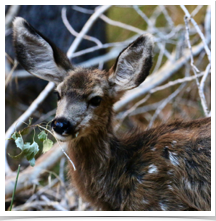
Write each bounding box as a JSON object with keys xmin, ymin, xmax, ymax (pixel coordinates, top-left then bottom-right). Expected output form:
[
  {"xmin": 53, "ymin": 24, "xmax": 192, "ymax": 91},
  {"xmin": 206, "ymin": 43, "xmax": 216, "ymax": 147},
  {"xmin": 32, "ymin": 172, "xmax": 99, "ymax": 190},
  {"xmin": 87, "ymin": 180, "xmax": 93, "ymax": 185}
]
[
  {"xmin": 183, "ymin": 11, "xmax": 209, "ymax": 116},
  {"xmin": 67, "ymin": 5, "xmax": 111, "ymax": 58},
  {"xmin": 180, "ymin": 5, "xmax": 211, "ymax": 63},
  {"xmin": 5, "ymin": 142, "xmax": 67, "ymax": 199},
  {"xmin": 5, "ymin": 5, "xmax": 20, "ymax": 31},
  {"xmin": 62, "ymin": 8, "xmax": 102, "ymax": 47}
]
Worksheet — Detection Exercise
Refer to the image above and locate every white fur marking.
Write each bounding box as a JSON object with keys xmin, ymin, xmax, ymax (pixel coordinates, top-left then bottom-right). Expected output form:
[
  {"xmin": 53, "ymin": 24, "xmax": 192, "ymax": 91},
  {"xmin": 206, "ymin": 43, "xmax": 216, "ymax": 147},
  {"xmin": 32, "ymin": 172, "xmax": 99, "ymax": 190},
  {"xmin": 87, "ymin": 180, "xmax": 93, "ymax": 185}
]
[
  {"xmin": 169, "ymin": 152, "xmax": 179, "ymax": 166},
  {"xmin": 148, "ymin": 164, "xmax": 158, "ymax": 174},
  {"xmin": 159, "ymin": 202, "xmax": 167, "ymax": 211}
]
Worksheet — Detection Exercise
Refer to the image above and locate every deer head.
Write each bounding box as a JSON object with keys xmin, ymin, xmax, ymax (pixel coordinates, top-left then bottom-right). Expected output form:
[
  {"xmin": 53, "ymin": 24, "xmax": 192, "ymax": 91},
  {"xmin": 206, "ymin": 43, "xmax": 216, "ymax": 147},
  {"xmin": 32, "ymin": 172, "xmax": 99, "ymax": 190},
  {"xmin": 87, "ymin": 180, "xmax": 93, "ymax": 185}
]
[{"xmin": 13, "ymin": 17, "xmax": 154, "ymax": 142}]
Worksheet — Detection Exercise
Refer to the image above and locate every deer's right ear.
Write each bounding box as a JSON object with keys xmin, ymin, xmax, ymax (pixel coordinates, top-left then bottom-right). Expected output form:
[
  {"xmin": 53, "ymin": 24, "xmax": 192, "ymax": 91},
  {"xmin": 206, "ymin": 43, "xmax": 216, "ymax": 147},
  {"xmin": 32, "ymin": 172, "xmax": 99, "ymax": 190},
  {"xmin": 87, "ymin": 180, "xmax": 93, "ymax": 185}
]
[
  {"xmin": 108, "ymin": 34, "xmax": 154, "ymax": 93},
  {"xmin": 13, "ymin": 17, "xmax": 73, "ymax": 84}
]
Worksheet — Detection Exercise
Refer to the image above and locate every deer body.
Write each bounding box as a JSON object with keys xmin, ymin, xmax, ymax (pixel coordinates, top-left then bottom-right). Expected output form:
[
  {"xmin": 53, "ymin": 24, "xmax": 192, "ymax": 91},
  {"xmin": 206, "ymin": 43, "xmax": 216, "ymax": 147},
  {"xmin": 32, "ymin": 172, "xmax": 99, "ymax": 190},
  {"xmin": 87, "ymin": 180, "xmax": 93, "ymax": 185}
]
[
  {"xmin": 68, "ymin": 117, "xmax": 210, "ymax": 211},
  {"xmin": 13, "ymin": 17, "xmax": 211, "ymax": 211}
]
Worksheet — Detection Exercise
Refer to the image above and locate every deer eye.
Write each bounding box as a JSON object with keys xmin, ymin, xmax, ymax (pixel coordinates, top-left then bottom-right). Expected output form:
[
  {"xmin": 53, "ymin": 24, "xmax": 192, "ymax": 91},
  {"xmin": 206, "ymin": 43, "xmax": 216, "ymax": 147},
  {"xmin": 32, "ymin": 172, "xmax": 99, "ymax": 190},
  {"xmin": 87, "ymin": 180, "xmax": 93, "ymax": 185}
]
[
  {"xmin": 89, "ymin": 96, "xmax": 102, "ymax": 107},
  {"xmin": 54, "ymin": 91, "xmax": 61, "ymax": 101}
]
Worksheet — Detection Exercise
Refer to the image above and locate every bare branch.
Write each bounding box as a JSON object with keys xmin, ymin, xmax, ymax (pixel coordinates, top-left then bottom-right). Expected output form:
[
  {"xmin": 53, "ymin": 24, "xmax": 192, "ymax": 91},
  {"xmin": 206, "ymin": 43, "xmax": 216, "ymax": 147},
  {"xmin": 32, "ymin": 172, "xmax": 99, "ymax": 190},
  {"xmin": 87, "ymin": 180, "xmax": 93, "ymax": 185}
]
[
  {"xmin": 70, "ymin": 41, "xmax": 126, "ymax": 59},
  {"xmin": 5, "ymin": 142, "xmax": 67, "ymax": 199},
  {"xmin": 67, "ymin": 5, "xmax": 111, "ymax": 59},
  {"xmin": 183, "ymin": 14, "xmax": 209, "ymax": 117},
  {"xmin": 5, "ymin": 5, "xmax": 20, "ymax": 30},
  {"xmin": 150, "ymin": 72, "xmax": 204, "ymax": 94},
  {"xmin": 5, "ymin": 59, "xmax": 18, "ymax": 88},
  {"xmin": 61, "ymin": 7, "xmax": 102, "ymax": 47},
  {"xmin": 78, "ymin": 35, "xmax": 140, "ymax": 67},
  {"xmin": 204, "ymin": 5, "xmax": 211, "ymax": 39},
  {"xmin": 200, "ymin": 63, "xmax": 211, "ymax": 96},
  {"xmin": 99, "ymin": 14, "xmax": 144, "ymax": 34},
  {"xmin": 191, "ymin": 5, "xmax": 203, "ymax": 17},
  {"xmin": 180, "ymin": 5, "xmax": 211, "ymax": 63},
  {"xmin": 159, "ymin": 5, "xmax": 175, "ymax": 28},
  {"xmin": 148, "ymin": 83, "xmax": 186, "ymax": 128},
  {"xmin": 115, "ymin": 72, "xmax": 204, "ymax": 129}
]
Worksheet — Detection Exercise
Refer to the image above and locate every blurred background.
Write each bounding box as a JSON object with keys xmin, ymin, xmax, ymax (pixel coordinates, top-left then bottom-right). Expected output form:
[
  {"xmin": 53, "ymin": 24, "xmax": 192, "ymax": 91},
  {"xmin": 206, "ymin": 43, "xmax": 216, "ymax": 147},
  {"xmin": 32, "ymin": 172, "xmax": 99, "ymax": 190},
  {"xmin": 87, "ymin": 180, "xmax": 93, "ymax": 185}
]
[{"xmin": 5, "ymin": 5, "xmax": 211, "ymax": 211}]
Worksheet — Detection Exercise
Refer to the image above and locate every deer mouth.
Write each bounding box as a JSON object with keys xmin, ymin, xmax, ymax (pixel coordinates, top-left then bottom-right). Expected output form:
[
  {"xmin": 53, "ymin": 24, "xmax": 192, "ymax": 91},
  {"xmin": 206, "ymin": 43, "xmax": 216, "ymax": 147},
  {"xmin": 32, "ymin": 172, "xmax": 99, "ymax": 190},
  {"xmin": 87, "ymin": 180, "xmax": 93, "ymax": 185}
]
[
  {"xmin": 52, "ymin": 130, "xmax": 80, "ymax": 142},
  {"xmin": 52, "ymin": 132, "xmax": 71, "ymax": 142}
]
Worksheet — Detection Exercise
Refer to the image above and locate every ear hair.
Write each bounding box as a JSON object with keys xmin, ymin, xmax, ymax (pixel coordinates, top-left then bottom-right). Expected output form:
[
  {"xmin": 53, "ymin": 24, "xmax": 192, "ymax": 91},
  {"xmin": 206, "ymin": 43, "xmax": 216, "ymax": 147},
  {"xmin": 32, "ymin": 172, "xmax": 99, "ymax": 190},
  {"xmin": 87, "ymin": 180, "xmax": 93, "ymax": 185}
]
[
  {"xmin": 13, "ymin": 17, "xmax": 73, "ymax": 84},
  {"xmin": 109, "ymin": 34, "xmax": 154, "ymax": 92}
]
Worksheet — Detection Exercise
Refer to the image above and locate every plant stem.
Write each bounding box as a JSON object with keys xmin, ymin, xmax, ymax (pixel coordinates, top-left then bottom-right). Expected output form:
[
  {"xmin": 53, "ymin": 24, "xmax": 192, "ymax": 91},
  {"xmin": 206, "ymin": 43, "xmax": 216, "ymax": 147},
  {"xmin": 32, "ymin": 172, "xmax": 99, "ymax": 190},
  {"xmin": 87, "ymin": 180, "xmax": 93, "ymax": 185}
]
[{"xmin": 9, "ymin": 164, "xmax": 20, "ymax": 211}]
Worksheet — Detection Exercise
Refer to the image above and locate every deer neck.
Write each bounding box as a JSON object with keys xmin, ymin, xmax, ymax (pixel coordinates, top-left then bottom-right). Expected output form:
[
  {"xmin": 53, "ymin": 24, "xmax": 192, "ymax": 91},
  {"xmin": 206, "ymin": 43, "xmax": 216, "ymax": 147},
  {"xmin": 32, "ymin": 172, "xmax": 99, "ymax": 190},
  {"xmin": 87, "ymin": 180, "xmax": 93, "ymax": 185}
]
[{"xmin": 68, "ymin": 113, "xmax": 118, "ymax": 172}]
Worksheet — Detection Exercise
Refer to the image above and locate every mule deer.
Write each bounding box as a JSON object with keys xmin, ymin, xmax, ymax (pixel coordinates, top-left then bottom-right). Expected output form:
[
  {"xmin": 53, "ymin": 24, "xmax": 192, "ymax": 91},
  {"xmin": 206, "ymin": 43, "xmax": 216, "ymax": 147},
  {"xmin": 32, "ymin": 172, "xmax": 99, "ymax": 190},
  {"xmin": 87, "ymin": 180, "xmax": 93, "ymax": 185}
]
[{"xmin": 13, "ymin": 17, "xmax": 211, "ymax": 211}]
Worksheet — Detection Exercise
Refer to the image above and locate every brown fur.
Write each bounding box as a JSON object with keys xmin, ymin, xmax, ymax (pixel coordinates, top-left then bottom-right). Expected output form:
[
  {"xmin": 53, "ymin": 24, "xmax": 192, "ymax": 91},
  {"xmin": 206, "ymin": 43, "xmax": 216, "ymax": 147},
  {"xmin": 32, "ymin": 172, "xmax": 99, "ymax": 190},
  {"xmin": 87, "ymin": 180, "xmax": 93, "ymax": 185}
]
[{"xmin": 68, "ymin": 117, "xmax": 211, "ymax": 211}]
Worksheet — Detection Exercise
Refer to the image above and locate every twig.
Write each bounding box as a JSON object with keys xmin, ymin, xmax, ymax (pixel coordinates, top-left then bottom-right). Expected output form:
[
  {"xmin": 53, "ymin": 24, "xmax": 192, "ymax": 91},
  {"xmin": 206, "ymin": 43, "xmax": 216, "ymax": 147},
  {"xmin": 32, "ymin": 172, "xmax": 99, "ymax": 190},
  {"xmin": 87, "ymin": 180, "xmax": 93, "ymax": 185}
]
[
  {"xmin": 148, "ymin": 83, "xmax": 186, "ymax": 128},
  {"xmin": 159, "ymin": 5, "xmax": 175, "ymax": 28},
  {"xmin": 99, "ymin": 14, "xmax": 144, "ymax": 34},
  {"xmin": 5, "ymin": 5, "xmax": 20, "ymax": 30},
  {"xmin": 5, "ymin": 142, "xmax": 67, "ymax": 199},
  {"xmin": 114, "ymin": 94, "xmax": 151, "ymax": 132},
  {"xmin": 40, "ymin": 195, "xmax": 67, "ymax": 211},
  {"xmin": 78, "ymin": 36, "xmax": 139, "ymax": 67},
  {"xmin": 152, "ymin": 43, "xmax": 165, "ymax": 73},
  {"xmin": 184, "ymin": 16, "xmax": 200, "ymax": 72},
  {"xmin": 150, "ymin": 72, "xmax": 204, "ymax": 94},
  {"xmin": 72, "ymin": 5, "xmax": 94, "ymax": 14},
  {"xmin": 204, "ymin": 5, "xmax": 211, "ymax": 39},
  {"xmin": 72, "ymin": 5, "xmax": 145, "ymax": 35},
  {"xmin": 5, "ymin": 59, "xmax": 18, "ymax": 87},
  {"xmin": 200, "ymin": 63, "xmax": 211, "ymax": 96},
  {"xmin": 183, "ymin": 14, "xmax": 209, "ymax": 116},
  {"xmin": 69, "ymin": 41, "xmax": 125, "ymax": 59},
  {"xmin": 25, "ymin": 178, "xmax": 59, "ymax": 204},
  {"xmin": 67, "ymin": 5, "xmax": 111, "ymax": 59},
  {"xmin": 61, "ymin": 7, "xmax": 102, "ymax": 47},
  {"xmin": 115, "ymin": 72, "xmax": 204, "ymax": 129},
  {"xmin": 191, "ymin": 5, "xmax": 203, "ymax": 17},
  {"xmin": 180, "ymin": 5, "xmax": 211, "ymax": 63},
  {"xmin": 149, "ymin": 6, "xmax": 162, "ymax": 26},
  {"xmin": 12, "ymin": 199, "xmax": 66, "ymax": 211}
]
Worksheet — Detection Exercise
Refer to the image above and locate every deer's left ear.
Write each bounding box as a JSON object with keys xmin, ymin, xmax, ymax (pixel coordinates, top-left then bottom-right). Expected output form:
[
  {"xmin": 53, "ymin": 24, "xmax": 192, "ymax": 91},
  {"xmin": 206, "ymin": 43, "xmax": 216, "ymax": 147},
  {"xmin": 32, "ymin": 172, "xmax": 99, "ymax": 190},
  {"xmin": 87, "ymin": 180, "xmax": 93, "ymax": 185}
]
[
  {"xmin": 13, "ymin": 17, "xmax": 73, "ymax": 84},
  {"xmin": 108, "ymin": 34, "xmax": 154, "ymax": 92}
]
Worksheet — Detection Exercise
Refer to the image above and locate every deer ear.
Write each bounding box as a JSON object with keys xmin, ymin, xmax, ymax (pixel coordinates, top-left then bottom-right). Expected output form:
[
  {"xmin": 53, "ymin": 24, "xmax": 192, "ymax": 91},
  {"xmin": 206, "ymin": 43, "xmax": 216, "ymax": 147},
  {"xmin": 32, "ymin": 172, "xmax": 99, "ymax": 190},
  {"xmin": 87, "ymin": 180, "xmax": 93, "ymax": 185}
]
[
  {"xmin": 109, "ymin": 34, "xmax": 154, "ymax": 92},
  {"xmin": 13, "ymin": 17, "xmax": 73, "ymax": 84}
]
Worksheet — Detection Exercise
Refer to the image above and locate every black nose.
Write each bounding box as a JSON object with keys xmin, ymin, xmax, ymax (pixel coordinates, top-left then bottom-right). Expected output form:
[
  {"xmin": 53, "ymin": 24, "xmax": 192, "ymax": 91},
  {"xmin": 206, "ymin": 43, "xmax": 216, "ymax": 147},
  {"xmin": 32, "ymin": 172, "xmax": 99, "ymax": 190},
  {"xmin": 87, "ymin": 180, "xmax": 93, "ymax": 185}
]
[{"xmin": 51, "ymin": 118, "xmax": 72, "ymax": 135}]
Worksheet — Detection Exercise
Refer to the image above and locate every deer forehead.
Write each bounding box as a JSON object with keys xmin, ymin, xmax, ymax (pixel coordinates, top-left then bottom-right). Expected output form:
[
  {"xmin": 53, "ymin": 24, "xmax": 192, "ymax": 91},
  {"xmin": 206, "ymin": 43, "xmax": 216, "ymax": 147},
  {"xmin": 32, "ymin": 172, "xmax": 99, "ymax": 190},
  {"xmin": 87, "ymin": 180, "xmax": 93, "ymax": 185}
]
[{"xmin": 56, "ymin": 69, "xmax": 109, "ymax": 97}]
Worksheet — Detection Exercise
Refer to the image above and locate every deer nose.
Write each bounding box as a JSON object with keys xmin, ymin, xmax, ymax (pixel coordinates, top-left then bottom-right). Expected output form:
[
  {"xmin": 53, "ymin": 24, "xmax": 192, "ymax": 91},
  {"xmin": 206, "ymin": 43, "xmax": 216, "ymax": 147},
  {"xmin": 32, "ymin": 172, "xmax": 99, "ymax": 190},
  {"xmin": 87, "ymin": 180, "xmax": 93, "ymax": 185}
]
[{"xmin": 51, "ymin": 118, "xmax": 72, "ymax": 135}]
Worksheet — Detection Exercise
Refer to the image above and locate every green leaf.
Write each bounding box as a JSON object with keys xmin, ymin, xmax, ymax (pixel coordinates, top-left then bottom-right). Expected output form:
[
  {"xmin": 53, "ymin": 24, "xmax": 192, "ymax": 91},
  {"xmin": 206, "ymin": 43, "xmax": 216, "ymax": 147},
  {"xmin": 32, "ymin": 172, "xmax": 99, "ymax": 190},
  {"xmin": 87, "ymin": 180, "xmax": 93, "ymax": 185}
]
[
  {"xmin": 38, "ymin": 130, "xmax": 47, "ymax": 141},
  {"xmin": 8, "ymin": 135, "xmax": 39, "ymax": 167},
  {"xmin": 11, "ymin": 131, "xmax": 20, "ymax": 140},
  {"xmin": 23, "ymin": 141, "xmax": 39, "ymax": 160},
  {"xmin": 42, "ymin": 139, "xmax": 53, "ymax": 153},
  {"xmin": 20, "ymin": 127, "xmax": 30, "ymax": 136},
  {"xmin": 28, "ymin": 158, "xmax": 36, "ymax": 167},
  {"xmin": 15, "ymin": 137, "xmax": 24, "ymax": 150}
]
